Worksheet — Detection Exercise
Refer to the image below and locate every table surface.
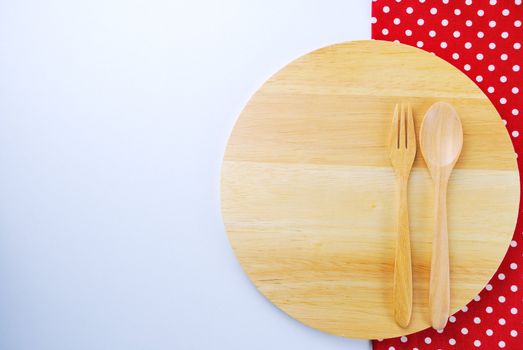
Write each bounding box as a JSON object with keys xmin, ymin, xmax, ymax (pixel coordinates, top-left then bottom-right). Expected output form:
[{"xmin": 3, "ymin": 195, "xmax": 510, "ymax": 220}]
[{"xmin": 0, "ymin": 1, "xmax": 371, "ymax": 349}]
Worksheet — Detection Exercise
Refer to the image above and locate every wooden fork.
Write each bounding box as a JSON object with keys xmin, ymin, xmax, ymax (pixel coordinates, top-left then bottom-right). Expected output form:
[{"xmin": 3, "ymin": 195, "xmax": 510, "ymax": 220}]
[{"xmin": 389, "ymin": 103, "xmax": 416, "ymax": 328}]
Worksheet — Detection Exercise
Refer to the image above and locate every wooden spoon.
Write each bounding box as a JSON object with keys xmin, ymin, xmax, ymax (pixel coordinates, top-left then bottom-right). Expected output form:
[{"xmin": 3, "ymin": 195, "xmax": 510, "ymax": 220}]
[{"xmin": 420, "ymin": 102, "xmax": 463, "ymax": 331}]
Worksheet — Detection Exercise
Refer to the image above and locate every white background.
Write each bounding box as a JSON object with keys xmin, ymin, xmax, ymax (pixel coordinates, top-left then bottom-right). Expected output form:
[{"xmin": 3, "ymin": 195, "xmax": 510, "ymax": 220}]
[{"xmin": 0, "ymin": 1, "xmax": 371, "ymax": 349}]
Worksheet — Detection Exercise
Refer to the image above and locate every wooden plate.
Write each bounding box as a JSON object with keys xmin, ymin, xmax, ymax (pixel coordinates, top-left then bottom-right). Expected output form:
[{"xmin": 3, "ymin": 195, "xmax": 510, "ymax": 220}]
[{"xmin": 220, "ymin": 40, "xmax": 519, "ymax": 339}]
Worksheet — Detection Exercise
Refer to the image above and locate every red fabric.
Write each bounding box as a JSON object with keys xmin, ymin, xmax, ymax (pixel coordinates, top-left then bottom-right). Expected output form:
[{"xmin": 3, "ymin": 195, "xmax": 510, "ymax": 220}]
[{"xmin": 371, "ymin": 1, "xmax": 523, "ymax": 349}]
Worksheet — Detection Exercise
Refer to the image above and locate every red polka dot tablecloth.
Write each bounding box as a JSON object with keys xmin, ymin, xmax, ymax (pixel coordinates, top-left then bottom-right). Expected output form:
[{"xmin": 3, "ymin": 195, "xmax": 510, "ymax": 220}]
[{"xmin": 371, "ymin": 1, "xmax": 523, "ymax": 349}]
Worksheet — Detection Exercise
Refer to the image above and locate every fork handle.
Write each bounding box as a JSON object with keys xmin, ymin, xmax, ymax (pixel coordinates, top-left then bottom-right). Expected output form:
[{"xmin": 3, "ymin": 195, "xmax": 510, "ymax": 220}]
[
  {"xmin": 393, "ymin": 176, "xmax": 412, "ymax": 328},
  {"xmin": 429, "ymin": 176, "xmax": 450, "ymax": 330}
]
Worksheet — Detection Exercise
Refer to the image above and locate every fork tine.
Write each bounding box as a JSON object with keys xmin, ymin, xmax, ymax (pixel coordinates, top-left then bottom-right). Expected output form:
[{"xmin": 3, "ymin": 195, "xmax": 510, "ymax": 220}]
[
  {"xmin": 390, "ymin": 104, "xmax": 399, "ymax": 149},
  {"xmin": 407, "ymin": 103, "xmax": 416, "ymax": 150},
  {"xmin": 399, "ymin": 103, "xmax": 406, "ymax": 149}
]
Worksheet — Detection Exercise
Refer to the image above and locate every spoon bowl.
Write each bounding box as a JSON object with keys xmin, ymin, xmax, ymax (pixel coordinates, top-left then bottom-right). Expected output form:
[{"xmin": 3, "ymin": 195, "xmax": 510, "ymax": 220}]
[{"xmin": 420, "ymin": 102, "xmax": 463, "ymax": 170}]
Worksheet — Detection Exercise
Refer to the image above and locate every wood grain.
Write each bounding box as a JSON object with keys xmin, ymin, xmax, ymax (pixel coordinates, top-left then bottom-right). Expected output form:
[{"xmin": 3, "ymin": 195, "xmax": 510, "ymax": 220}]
[{"xmin": 221, "ymin": 40, "xmax": 519, "ymax": 339}]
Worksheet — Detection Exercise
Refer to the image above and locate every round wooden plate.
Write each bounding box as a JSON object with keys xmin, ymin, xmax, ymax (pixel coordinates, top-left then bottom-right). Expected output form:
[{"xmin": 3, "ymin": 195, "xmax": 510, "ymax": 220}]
[{"xmin": 220, "ymin": 40, "xmax": 519, "ymax": 339}]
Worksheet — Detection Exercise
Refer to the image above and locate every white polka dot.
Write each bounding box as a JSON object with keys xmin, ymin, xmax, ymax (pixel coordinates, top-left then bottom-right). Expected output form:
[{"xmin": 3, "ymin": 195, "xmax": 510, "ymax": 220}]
[
  {"xmin": 382, "ymin": 28, "xmax": 389, "ymax": 35},
  {"xmin": 406, "ymin": 6, "xmax": 414, "ymax": 14},
  {"xmin": 425, "ymin": 337, "xmax": 432, "ymax": 344},
  {"xmin": 511, "ymin": 285, "xmax": 518, "ymax": 292},
  {"xmin": 503, "ymin": 9, "xmax": 510, "ymax": 15},
  {"xmin": 487, "ymin": 87, "xmax": 495, "ymax": 94},
  {"xmin": 417, "ymin": 18, "xmax": 424, "ymax": 25},
  {"xmin": 489, "ymin": 20, "xmax": 497, "ymax": 27},
  {"xmin": 488, "ymin": 64, "xmax": 495, "ymax": 71},
  {"xmin": 461, "ymin": 327, "xmax": 469, "ymax": 335},
  {"xmin": 500, "ymin": 97, "xmax": 507, "ymax": 104},
  {"xmin": 501, "ymin": 53, "xmax": 508, "ymax": 60},
  {"xmin": 436, "ymin": 328, "xmax": 444, "ymax": 334},
  {"xmin": 516, "ymin": 20, "xmax": 522, "ymax": 27},
  {"xmin": 498, "ymin": 273, "xmax": 506, "ymax": 280},
  {"xmin": 454, "ymin": 9, "xmax": 461, "ymax": 15},
  {"xmin": 510, "ymin": 262, "xmax": 518, "ymax": 269},
  {"xmin": 388, "ymin": 347, "xmax": 395, "ymax": 350},
  {"xmin": 449, "ymin": 338, "xmax": 456, "ymax": 345},
  {"xmin": 383, "ymin": 6, "xmax": 390, "ymax": 13},
  {"xmin": 371, "ymin": 17, "xmax": 377, "ymax": 24},
  {"xmin": 499, "ymin": 341, "xmax": 506, "ymax": 348},
  {"xmin": 462, "ymin": 305, "xmax": 468, "ymax": 312},
  {"xmin": 442, "ymin": 19, "xmax": 449, "ymax": 26},
  {"xmin": 465, "ymin": 42, "xmax": 473, "ymax": 49},
  {"xmin": 400, "ymin": 336, "xmax": 408, "ymax": 343},
  {"xmin": 477, "ymin": 31, "xmax": 485, "ymax": 38},
  {"xmin": 430, "ymin": 7, "xmax": 438, "ymax": 14},
  {"xmin": 512, "ymin": 130, "xmax": 519, "ymax": 137},
  {"xmin": 489, "ymin": 42, "xmax": 496, "ymax": 49},
  {"xmin": 511, "ymin": 240, "xmax": 518, "ymax": 246},
  {"xmin": 474, "ymin": 340, "xmax": 481, "ymax": 347},
  {"xmin": 449, "ymin": 315, "xmax": 456, "ymax": 323},
  {"xmin": 453, "ymin": 30, "xmax": 461, "ymax": 38},
  {"xmin": 511, "ymin": 307, "xmax": 518, "ymax": 314},
  {"xmin": 476, "ymin": 75, "xmax": 483, "ymax": 82},
  {"xmin": 466, "ymin": 19, "xmax": 473, "ymax": 27},
  {"xmin": 486, "ymin": 329, "xmax": 494, "ymax": 336},
  {"xmin": 499, "ymin": 318, "xmax": 506, "ymax": 325},
  {"xmin": 502, "ymin": 31, "xmax": 509, "ymax": 38},
  {"xmin": 474, "ymin": 317, "xmax": 481, "ymax": 324},
  {"xmin": 517, "ymin": 0, "xmax": 522, "ymax": 5},
  {"xmin": 477, "ymin": 9, "xmax": 484, "ymax": 16},
  {"xmin": 512, "ymin": 87, "xmax": 519, "ymax": 94},
  {"xmin": 515, "ymin": 42, "xmax": 522, "ymax": 49},
  {"xmin": 474, "ymin": 295, "xmax": 481, "ymax": 301},
  {"xmin": 393, "ymin": 18, "xmax": 401, "ymax": 25},
  {"xmin": 452, "ymin": 53, "xmax": 460, "ymax": 60},
  {"xmin": 476, "ymin": 53, "xmax": 484, "ymax": 60},
  {"xmin": 405, "ymin": 29, "xmax": 413, "ymax": 36},
  {"xmin": 466, "ymin": 0, "xmax": 473, "ymax": 5},
  {"xmin": 490, "ymin": 0, "xmax": 497, "ymax": 4},
  {"xmin": 500, "ymin": 76, "xmax": 508, "ymax": 83},
  {"xmin": 486, "ymin": 306, "xmax": 493, "ymax": 313},
  {"xmin": 464, "ymin": 64, "xmax": 471, "ymax": 71},
  {"xmin": 499, "ymin": 295, "xmax": 506, "ymax": 302},
  {"xmin": 417, "ymin": 41, "xmax": 424, "ymax": 48},
  {"xmin": 429, "ymin": 30, "xmax": 437, "ymax": 37},
  {"xmin": 513, "ymin": 64, "xmax": 520, "ymax": 71},
  {"xmin": 441, "ymin": 41, "xmax": 448, "ymax": 48},
  {"xmin": 511, "ymin": 330, "xmax": 518, "ymax": 337}
]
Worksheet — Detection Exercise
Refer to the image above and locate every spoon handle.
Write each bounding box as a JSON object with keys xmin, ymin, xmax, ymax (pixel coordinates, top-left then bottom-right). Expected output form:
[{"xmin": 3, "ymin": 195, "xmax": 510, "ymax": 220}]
[
  {"xmin": 393, "ymin": 176, "xmax": 412, "ymax": 328},
  {"xmin": 429, "ymin": 177, "xmax": 450, "ymax": 330}
]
